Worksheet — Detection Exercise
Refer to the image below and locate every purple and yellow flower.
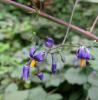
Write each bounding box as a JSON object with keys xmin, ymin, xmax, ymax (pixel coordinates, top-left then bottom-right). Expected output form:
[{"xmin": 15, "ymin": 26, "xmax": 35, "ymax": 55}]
[
  {"xmin": 76, "ymin": 46, "xmax": 90, "ymax": 68},
  {"xmin": 20, "ymin": 46, "xmax": 45, "ymax": 81},
  {"xmin": 37, "ymin": 72, "xmax": 44, "ymax": 80},
  {"xmin": 29, "ymin": 47, "xmax": 45, "ymax": 68},
  {"xmin": 51, "ymin": 53, "xmax": 57, "ymax": 74},
  {"xmin": 45, "ymin": 37, "xmax": 54, "ymax": 48},
  {"xmin": 20, "ymin": 65, "xmax": 30, "ymax": 81}
]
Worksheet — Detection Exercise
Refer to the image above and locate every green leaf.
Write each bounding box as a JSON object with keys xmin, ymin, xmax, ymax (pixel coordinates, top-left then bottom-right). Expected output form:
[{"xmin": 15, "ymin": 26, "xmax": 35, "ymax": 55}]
[
  {"xmin": 0, "ymin": 43, "xmax": 9, "ymax": 53},
  {"xmin": 90, "ymin": 48, "xmax": 98, "ymax": 70},
  {"xmin": 28, "ymin": 87, "xmax": 46, "ymax": 100},
  {"xmin": 88, "ymin": 86, "xmax": 98, "ymax": 100},
  {"xmin": 4, "ymin": 86, "xmax": 62, "ymax": 100},
  {"xmin": 88, "ymin": 73, "xmax": 98, "ymax": 86},
  {"xmin": 43, "ymin": 73, "xmax": 65, "ymax": 87},
  {"xmin": 46, "ymin": 94, "xmax": 62, "ymax": 100},
  {"xmin": 5, "ymin": 83, "xmax": 18, "ymax": 92},
  {"xmin": 28, "ymin": 86, "xmax": 62, "ymax": 100},
  {"xmin": 4, "ymin": 90, "xmax": 29, "ymax": 100},
  {"xmin": 65, "ymin": 68, "xmax": 87, "ymax": 84}
]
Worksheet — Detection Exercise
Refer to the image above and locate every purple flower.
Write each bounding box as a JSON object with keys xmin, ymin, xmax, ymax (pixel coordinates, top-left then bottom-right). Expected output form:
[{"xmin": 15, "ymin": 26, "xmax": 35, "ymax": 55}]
[
  {"xmin": 76, "ymin": 46, "xmax": 91, "ymax": 67},
  {"xmin": 52, "ymin": 64, "xmax": 57, "ymax": 75},
  {"xmin": 29, "ymin": 47, "xmax": 45, "ymax": 63},
  {"xmin": 20, "ymin": 65, "xmax": 30, "ymax": 81},
  {"xmin": 37, "ymin": 72, "xmax": 44, "ymax": 80},
  {"xmin": 34, "ymin": 51, "xmax": 45, "ymax": 62},
  {"xmin": 45, "ymin": 37, "xmax": 54, "ymax": 48},
  {"xmin": 92, "ymin": 70, "xmax": 97, "ymax": 77},
  {"xmin": 76, "ymin": 46, "xmax": 90, "ymax": 59},
  {"xmin": 29, "ymin": 47, "xmax": 36, "ymax": 58},
  {"xmin": 51, "ymin": 53, "xmax": 57, "ymax": 74}
]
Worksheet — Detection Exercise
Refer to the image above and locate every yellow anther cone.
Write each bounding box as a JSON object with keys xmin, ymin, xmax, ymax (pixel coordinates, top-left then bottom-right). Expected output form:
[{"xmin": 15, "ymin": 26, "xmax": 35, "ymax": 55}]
[
  {"xmin": 30, "ymin": 59, "xmax": 37, "ymax": 68},
  {"xmin": 79, "ymin": 58, "xmax": 86, "ymax": 68}
]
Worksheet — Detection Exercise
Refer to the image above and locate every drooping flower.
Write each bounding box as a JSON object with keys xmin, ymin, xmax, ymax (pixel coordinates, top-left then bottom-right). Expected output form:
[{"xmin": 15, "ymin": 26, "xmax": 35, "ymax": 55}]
[
  {"xmin": 45, "ymin": 37, "xmax": 54, "ymax": 48},
  {"xmin": 52, "ymin": 63, "xmax": 57, "ymax": 75},
  {"xmin": 37, "ymin": 72, "xmax": 44, "ymax": 80},
  {"xmin": 20, "ymin": 46, "xmax": 45, "ymax": 81},
  {"xmin": 76, "ymin": 46, "xmax": 91, "ymax": 68},
  {"xmin": 20, "ymin": 65, "xmax": 30, "ymax": 81},
  {"xmin": 29, "ymin": 47, "xmax": 45, "ymax": 68},
  {"xmin": 34, "ymin": 51, "xmax": 45, "ymax": 62},
  {"xmin": 51, "ymin": 53, "xmax": 57, "ymax": 74}
]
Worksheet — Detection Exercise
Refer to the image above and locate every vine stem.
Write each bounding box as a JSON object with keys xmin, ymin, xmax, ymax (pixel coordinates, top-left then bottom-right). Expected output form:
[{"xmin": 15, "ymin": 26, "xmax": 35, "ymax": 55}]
[
  {"xmin": 62, "ymin": 0, "xmax": 79, "ymax": 45},
  {"xmin": 90, "ymin": 16, "xmax": 98, "ymax": 33},
  {"xmin": 1, "ymin": 0, "xmax": 98, "ymax": 41}
]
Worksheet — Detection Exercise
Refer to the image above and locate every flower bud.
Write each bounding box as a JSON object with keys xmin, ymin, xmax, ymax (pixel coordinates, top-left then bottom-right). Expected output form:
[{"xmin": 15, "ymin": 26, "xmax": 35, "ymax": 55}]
[
  {"xmin": 20, "ymin": 65, "xmax": 30, "ymax": 81},
  {"xmin": 37, "ymin": 72, "xmax": 44, "ymax": 80},
  {"xmin": 45, "ymin": 37, "xmax": 54, "ymax": 48}
]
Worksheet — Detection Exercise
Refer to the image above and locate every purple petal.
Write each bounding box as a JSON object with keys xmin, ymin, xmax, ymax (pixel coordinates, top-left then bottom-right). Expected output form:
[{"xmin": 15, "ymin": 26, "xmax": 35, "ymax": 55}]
[
  {"xmin": 34, "ymin": 51, "xmax": 45, "ymax": 62},
  {"xmin": 29, "ymin": 47, "xmax": 36, "ymax": 58},
  {"xmin": 37, "ymin": 72, "xmax": 44, "ymax": 80},
  {"xmin": 52, "ymin": 64, "xmax": 57, "ymax": 75},
  {"xmin": 76, "ymin": 46, "xmax": 91, "ymax": 59},
  {"xmin": 20, "ymin": 65, "xmax": 30, "ymax": 81},
  {"xmin": 45, "ymin": 37, "xmax": 54, "ymax": 48},
  {"xmin": 76, "ymin": 46, "xmax": 84, "ymax": 58},
  {"xmin": 84, "ymin": 49, "xmax": 91, "ymax": 59}
]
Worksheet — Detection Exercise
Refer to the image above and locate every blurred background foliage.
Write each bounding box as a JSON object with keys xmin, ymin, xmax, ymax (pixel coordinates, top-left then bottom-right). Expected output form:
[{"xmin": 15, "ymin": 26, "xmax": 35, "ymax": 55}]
[{"xmin": 0, "ymin": 0, "xmax": 98, "ymax": 100}]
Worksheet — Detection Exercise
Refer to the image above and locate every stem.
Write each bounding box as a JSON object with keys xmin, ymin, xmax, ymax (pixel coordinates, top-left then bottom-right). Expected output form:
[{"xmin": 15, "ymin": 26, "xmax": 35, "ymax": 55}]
[
  {"xmin": 90, "ymin": 16, "xmax": 98, "ymax": 33},
  {"xmin": 1, "ymin": 0, "xmax": 98, "ymax": 41},
  {"xmin": 62, "ymin": 0, "xmax": 79, "ymax": 45},
  {"xmin": 48, "ymin": 43, "xmax": 98, "ymax": 53}
]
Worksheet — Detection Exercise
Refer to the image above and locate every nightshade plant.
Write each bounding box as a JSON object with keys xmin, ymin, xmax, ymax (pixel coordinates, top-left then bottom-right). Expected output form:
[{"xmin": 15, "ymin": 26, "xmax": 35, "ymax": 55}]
[
  {"xmin": 20, "ymin": 37, "xmax": 57, "ymax": 80},
  {"xmin": 20, "ymin": 47, "xmax": 45, "ymax": 80},
  {"xmin": 20, "ymin": 37, "xmax": 94, "ymax": 81},
  {"xmin": 2, "ymin": 0, "xmax": 98, "ymax": 99}
]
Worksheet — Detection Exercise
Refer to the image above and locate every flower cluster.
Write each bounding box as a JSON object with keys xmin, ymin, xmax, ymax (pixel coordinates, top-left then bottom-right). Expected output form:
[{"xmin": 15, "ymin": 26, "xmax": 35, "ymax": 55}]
[
  {"xmin": 20, "ymin": 37, "xmax": 95, "ymax": 81},
  {"xmin": 45, "ymin": 37, "xmax": 57, "ymax": 75},
  {"xmin": 20, "ymin": 47, "xmax": 45, "ymax": 81}
]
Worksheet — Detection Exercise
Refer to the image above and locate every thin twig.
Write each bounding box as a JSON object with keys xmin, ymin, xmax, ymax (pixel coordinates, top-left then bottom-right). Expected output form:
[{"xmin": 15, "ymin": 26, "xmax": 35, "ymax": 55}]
[
  {"xmin": 1, "ymin": 0, "xmax": 98, "ymax": 41},
  {"xmin": 48, "ymin": 43, "xmax": 98, "ymax": 54},
  {"xmin": 62, "ymin": 0, "xmax": 79, "ymax": 45},
  {"xmin": 90, "ymin": 16, "xmax": 98, "ymax": 33}
]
